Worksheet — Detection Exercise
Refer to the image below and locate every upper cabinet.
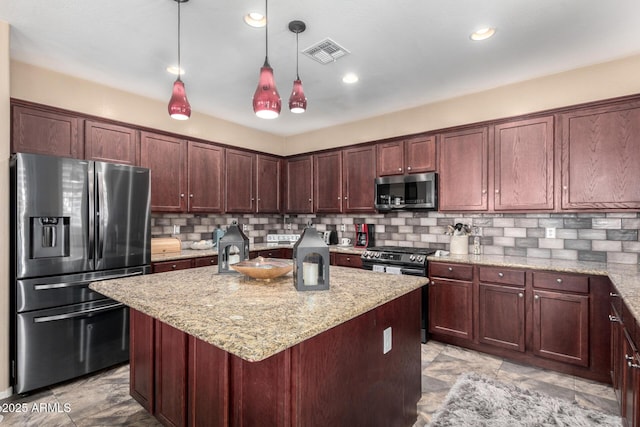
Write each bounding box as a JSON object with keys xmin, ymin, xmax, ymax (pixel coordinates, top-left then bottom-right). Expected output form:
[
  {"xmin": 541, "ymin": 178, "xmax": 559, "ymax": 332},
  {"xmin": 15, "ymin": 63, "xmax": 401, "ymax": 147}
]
[
  {"xmin": 225, "ymin": 149, "xmax": 255, "ymax": 213},
  {"xmin": 12, "ymin": 104, "xmax": 82, "ymax": 159},
  {"xmin": 188, "ymin": 142, "xmax": 224, "ymax": 213},
  {"xmin": 85, "ymin": 120, "xmax": 139, "ymax": 165},
  {"xmin": 140, "ymin": 132, "xmax": 187, "ymax": 212},
  {"xmin": 285, "ymin": 155, "xmax": 314, "ymax": 213},
  {"xmin": 493, "ymin": 116, "xmax": 554, "ymax": 211},
  {"xmin": 343, "ymin": 145, "xmax": 377, "ymax": 213},
  {"xmin": 560, "ymin": 100, "xmax": 640, "ymax": 210},
  {"xmin": 377, "ymin": 136, "xmax": 436, "ymax": 176},
  {"xmin": 256, "ymin": 154, "xmax": 281, "ymax": 213},
  {"xmin": 438, "ymin": 127, "xmax": 489, "ymax": 211},
  {"xmin": 314, "ymin": 151, "xmax": 343, "ymax": 213}
]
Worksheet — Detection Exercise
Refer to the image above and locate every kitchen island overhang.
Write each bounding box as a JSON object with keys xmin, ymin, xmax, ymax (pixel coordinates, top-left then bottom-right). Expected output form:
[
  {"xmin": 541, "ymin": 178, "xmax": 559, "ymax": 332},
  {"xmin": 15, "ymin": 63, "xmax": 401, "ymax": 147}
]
[{"xmin": 90, "ymin": 266, "xmax": 428, "ymax": 426}]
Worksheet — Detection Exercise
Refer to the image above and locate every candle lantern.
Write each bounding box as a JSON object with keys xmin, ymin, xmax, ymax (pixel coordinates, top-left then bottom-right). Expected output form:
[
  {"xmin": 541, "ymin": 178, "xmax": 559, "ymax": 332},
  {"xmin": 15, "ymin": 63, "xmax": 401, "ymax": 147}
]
[
  {"xmin": 292, "ymin": 226, "xmax": 330, "ymax": 291},
  {"xmin": 218, "ymin": 221, "xmax": 250, "ymax": 274}
]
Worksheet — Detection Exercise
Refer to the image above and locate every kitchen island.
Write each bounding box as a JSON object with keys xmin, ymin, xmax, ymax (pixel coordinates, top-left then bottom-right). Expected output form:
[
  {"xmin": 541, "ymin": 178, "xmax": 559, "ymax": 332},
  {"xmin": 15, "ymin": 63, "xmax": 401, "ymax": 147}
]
[{"xmin": 90, "ymin": 265, "xmax": 428, "ymax": 427}]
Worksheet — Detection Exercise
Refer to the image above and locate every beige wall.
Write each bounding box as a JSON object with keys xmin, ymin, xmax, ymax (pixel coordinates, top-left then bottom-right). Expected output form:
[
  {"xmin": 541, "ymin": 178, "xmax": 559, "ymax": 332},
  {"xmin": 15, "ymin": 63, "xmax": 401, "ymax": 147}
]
[
  {"xmin": 284, "ymin": 54, "xmax": 640, "ymax": 155},
  {"xmin": 10, "ymin": 61, "xmax": 286, "ymax": 156},
  {"xmin": 1, "ymin": 20, "xmax": 11, "ymax": 397}
]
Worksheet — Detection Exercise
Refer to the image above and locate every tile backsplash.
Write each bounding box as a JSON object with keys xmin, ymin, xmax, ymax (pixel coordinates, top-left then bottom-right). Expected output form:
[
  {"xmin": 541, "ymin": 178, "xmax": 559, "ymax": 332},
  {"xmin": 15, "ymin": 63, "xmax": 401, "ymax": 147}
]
[{"xmin": 152, "ymin": 212, "xmax": 640, "ymax": 265}]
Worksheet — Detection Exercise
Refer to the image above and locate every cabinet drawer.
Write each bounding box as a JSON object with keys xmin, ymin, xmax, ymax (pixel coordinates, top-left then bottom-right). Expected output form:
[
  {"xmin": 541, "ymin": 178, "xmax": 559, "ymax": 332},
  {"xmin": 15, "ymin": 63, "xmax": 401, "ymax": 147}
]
[
  {"xmin": 429, "ymin": 262, "xmax": 473, "ymax": 281},
  {"xmin": 532, "ymin": 271, "xmax": 588, "ymax": 293},
  {"xmin": 194, "ymin": 256, "xmax": 218, "ymax": 268},
  {"xmin": 251, "ymin": 249, "xmax": 284, "ymax": 259},
  {"xmin": 333, "ymin": 253, "xmax": 363, "ymax": 268},
  {"xmin": 478, "ymin": 267, "xmax": 525, "ymax": 287},
  {"xmin": 152, "ymin": 259, "xmax": 193, "ymax": 273}
]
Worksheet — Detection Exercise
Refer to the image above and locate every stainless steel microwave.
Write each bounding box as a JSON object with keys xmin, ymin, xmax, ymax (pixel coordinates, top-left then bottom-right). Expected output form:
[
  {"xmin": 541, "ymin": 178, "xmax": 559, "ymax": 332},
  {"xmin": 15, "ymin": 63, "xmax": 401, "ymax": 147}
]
[{"xmin": 375, "ymin": 173, "xmax": 437, "ymax": 211}]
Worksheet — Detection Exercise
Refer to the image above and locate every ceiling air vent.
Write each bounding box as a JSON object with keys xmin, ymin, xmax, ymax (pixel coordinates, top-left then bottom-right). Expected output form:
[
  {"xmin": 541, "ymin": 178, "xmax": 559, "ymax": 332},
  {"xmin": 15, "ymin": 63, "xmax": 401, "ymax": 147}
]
[{"xmin": 302, "ymin": 38, "xmax": 350, "ymax": 64}]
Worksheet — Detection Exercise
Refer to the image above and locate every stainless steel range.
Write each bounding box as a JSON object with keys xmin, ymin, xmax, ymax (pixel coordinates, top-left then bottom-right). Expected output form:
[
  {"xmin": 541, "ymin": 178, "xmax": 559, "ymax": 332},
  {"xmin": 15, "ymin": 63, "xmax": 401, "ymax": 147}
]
[{"xmin": 361, "ymin": 246, "xmax": 436, "ymax": 343}]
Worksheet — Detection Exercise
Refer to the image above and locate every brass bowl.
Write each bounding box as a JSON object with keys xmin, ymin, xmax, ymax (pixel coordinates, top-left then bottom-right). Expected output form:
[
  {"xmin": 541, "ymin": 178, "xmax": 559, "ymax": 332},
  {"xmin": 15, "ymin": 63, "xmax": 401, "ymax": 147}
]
[{"xmin": 231, "ymin": 257, "xmax": 293, "ymax": 281}]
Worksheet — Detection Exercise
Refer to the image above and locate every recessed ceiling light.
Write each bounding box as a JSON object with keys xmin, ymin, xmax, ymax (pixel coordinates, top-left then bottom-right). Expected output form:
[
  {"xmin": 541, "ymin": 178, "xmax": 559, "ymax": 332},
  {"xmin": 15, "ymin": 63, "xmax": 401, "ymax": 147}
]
[
  {"xmin": 470, "ymin": 27, "xmax": 496, "ymax": 41},
  {"xmin": 342, "ymin": 73, "xmax": 359, "ymax": 84},
  {"xmin": 166, "ymin": 66, "xmax": 185, "ymax": 76},
  {"xmin": 244, "ymin": 12, "xmax": 266, "ymax": 28}
]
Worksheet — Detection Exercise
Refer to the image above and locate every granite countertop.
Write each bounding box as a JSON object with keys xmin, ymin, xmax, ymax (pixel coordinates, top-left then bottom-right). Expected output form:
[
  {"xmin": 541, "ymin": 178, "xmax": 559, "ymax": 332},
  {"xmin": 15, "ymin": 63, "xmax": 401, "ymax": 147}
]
[
  {"xmin": 428, "ymin": 253, "xmax": 640, "ymax": 320},
  {"xmin": 90, "ymin": 266, "xmax": 426, "ymax": 362},
  {"xmin": 151, "ymin": 243, "xmax": 364, "ymax": 263}
]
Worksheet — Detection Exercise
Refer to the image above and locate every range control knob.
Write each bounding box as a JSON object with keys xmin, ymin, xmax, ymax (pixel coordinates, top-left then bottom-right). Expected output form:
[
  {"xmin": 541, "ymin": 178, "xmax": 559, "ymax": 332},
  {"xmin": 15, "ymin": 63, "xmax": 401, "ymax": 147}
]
[
  {"xmin": 417, "ymin": 256, "xmax": 424, "ymax": 262},
  {"xmin": 409, "ymin": 255, "xmax": 416, "ymax": 261},
  {"xmin": 375, "ymin": 252, "xmax": 381, "ymax": 258}
]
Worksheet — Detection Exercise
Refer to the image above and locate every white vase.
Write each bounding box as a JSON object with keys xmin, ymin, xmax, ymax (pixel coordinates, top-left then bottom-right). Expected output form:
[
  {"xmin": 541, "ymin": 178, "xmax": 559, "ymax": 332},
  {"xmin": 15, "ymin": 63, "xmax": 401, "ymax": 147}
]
[{"xmin": 450, "ymin": 235, "xmax": 469, "ymax": 255}]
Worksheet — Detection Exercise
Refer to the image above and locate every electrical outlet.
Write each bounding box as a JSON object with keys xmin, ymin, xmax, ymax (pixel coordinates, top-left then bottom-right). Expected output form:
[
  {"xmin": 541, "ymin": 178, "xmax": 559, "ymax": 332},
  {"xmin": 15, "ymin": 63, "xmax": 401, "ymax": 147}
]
[
  {"xmin": 545, "ymin": 227, "xmax": 556, "ymax": 239},
  {"xmin": 242, "ymin": 224, "xmax": 248, "ymax": 232},
  {"xmin": 286, "ymin": 223, "xmax": 292, "ymax": 230},
  {"xmin": 340, "ymin": 224, "xmax": 345, "ymax": 232},
  {"xmin": 173, "ymin": 224, "xmax": 180, "ymax": 234},
  {"xmin": 383, "ymin": 327, "xmax": 392, "ymax": 354}
]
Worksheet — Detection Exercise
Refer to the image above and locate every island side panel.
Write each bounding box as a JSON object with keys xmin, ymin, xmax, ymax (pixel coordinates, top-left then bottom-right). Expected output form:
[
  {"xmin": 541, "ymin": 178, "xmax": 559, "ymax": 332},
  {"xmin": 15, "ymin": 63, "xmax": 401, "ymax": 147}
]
[
  {"xmin": 155, "ymin": 321, "xmax": 189, "ymax": 427},
  {"xmin": 130, "ymin": 308, "xmax": 155, "ymax": 413}
]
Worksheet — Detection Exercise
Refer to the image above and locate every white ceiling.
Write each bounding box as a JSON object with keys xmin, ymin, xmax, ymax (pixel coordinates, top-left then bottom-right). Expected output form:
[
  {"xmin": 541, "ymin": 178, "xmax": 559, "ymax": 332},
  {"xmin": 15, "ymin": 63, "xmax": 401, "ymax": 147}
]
[{"xmin": 2, "ymin": 1, "xmax": 640, "ymax": 137}]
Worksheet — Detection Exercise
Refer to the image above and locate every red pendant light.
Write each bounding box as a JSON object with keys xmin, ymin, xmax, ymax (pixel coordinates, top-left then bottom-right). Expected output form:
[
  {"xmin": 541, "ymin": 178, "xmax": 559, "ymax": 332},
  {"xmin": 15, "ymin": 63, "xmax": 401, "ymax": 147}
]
[
  {"xmin": 252, "ymin": 0, "xmax": 281, "ymax": 119},
  {"xmin": 168, "ymin": 0, "xmax": 191, "ymax": 120},
  {"xmin": 288, "ymin": 20, "xmax": 307, "ymax": 114}
]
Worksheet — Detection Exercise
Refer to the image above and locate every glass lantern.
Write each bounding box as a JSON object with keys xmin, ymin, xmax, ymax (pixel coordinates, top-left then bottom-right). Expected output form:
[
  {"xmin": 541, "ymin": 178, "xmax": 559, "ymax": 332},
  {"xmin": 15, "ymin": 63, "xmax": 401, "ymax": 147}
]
[
  {"xmin": 292, "ymin": 226, "xmax": 330, "ymax": 291},
  {"xmin": 218, "ymin": 221, "xmax": 250, "ymax": 274}
]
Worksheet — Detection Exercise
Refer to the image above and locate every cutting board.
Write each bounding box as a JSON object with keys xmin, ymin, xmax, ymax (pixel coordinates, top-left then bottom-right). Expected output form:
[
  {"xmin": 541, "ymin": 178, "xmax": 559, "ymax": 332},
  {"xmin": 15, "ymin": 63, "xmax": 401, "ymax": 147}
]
[{"xmin": 151, "ymin": 237, "xmax": 182, "ymax": 255}]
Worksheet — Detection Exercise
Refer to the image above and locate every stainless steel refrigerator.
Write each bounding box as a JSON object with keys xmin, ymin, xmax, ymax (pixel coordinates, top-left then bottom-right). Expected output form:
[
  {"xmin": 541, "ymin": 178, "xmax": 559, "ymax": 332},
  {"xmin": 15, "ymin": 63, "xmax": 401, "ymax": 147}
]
[{"xmin": 10, "ymin": 153, "xmax": 151, "ymax": 394}]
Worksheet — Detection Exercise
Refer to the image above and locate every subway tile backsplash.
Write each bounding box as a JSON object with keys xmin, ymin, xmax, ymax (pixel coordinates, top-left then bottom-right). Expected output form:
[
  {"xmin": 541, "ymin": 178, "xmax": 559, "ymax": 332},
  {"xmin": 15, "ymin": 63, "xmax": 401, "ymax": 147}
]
[{"xmin": 152, "ymin": 212, "xmax": 640, "ymax": 265}]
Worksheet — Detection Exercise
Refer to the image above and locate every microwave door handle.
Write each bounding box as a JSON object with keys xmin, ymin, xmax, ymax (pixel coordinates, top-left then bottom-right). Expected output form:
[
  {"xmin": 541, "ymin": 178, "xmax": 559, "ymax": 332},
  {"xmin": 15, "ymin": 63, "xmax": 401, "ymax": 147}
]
[{"xmin": 33, "ymin": 303, "xmax": 125, "ymax": 323}]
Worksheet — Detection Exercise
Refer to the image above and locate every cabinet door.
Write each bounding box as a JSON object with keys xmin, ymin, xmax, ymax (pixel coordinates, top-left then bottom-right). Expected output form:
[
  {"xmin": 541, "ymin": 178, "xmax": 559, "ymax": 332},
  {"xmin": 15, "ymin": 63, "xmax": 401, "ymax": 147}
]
[
  {"xmin": 188, "ymin": 142, "xmax": 224, "ymax": 213},
  {"xmin": 404, "ymin": 136, "xmax": 436, "ymax": 173},
  {"xmin": 533, "ymin": 289, "xmax": 589, "ymax": 367},
  {"xmin": 314, "ymin": 151, "xmax": 343, "ymax": 213},
  {"xmin": 285, "ymin": 155, "xmax": 313, "ymax": 213},
  {"xmin": 256, "ymin": 154, "xmax": 280, "ymax": 213},
  {"xmin": 428, "ymin": 278, "xmax": 473, "ymax": 341},
  {"xmin": 333, "ymin": 253, "xmax": 363, "ymax": 268},
  {"xmin": 193, "ymin": 256, "xmax": 218, "ymax": 268},
  {"xmin": 130, "ymin": 309, "xmax": 155, "ymax": 413},
  {"xmin": 12, "ymin": 105, "xmax": 82, "ymax": 158},
  {"xmin": 610, "ymin": 303, "xmax": 624, "ymax": 404},
  {"xmin": 85, "ymin": 120, "xmax": 138, "ymax": 165},
  {"xmin": 478, "ymin": 283, "xmax": 525, "ymax": 352},
  {"xmin": 561, "ymin": 101, "xmax": 640, "ymax": 209},
  {"xmin": 140, "ymin": 132, "xmax": 187, "ymax": 212},
  {"xmin": 343, "ymin": 145, "xmax": 376, "ymax": 213},
  {"xmin": 377, "ymin": 140, "xmax": 404, "ymax": 176},
  {"xmin": 155, "ymin": 321, "xmax": 188, "ymax": 427},
  {"xmin": 152, "ymin": 259, "xmax": 193, "ymax": 273},
  {"xmin": 438, "ymin": 127, "xmax": 488, "ymax": 211},
  {"xmin": 494, "ymin": 117, "xmax": 554, "ymax": 210},
  {"xmin": 225, "ymin": 149, "xmax": 255, "ymax": 213}
]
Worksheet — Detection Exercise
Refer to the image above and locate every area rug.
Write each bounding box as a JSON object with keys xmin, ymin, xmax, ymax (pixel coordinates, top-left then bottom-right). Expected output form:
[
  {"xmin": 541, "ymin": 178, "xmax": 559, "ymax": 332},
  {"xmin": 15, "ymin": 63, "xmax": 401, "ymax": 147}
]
[{"xmin": 429, "ymin": 372, "xmax": 621, "ymax": 427}]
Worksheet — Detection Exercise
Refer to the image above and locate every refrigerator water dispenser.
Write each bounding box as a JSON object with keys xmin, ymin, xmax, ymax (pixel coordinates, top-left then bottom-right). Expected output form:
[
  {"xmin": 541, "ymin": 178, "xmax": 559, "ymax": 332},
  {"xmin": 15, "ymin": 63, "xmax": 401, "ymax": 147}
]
[{"xmin": 31, "ymin": 216, "xmax": 70, "ymax": 258}]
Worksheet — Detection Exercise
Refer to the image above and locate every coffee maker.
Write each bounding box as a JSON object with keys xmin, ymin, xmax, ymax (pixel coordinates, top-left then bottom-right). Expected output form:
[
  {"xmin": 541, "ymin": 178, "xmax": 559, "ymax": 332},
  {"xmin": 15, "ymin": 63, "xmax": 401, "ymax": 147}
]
[{"xmin": 354, "ymin": 224, "xmax": 375, "ymax": 249}]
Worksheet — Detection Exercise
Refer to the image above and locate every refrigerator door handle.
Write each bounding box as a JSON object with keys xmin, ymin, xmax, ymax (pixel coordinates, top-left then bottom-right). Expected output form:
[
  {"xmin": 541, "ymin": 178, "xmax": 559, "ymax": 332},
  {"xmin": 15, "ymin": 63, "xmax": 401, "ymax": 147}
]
[
  {"xmin": 88, "ymin": 164, "xmax": 95, "ymax": 266},
  {"xmin": 96, "ymin": 172, "xmax": 105, "ymax": 261},
  {"xmin": 33, "ymin": 271, "xmax": 144, "ymax": 290},
  {"xmin": 33, "ymin": 303, "xmax": 125, "ymax": 323}
]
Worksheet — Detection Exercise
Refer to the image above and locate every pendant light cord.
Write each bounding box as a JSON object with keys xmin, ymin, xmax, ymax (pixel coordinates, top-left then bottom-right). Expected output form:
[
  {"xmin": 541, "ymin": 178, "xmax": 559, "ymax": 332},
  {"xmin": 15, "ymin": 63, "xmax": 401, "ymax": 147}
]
[
  {"xmin": 295, "ymin": 31, "xmax": 300, "ymax": 80},
  {"xmin": 177, "ymin": 0, "xmax": 182, "ymax": 79},
  {"xmin": 264, "ymin": 0, "xmax": 269, "ymax": 64}
]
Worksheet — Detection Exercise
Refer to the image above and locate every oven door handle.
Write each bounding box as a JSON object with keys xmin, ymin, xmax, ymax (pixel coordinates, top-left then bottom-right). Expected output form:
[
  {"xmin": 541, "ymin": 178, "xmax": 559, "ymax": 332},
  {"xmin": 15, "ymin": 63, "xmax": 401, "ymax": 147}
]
[
  {"xmin": 400, "ymin": 267, "xmax": 426, "ymax": 276},
  {"xmin": 33, "ymin": 302, "xmax": 125, "ymax": 323},
  {"xmin": 33, "ymin": 271, "xmax": 144, "ymax": 290}
]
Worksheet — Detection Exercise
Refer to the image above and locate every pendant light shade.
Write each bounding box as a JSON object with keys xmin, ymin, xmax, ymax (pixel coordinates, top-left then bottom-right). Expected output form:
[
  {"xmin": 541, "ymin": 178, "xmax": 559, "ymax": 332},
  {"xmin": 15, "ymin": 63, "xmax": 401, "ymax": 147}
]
[
  {"xmin": 168, "ymin": 0, "xmax": 191, "ymax": 120},
  {"xmin": 288, "ymin": 20, "xmax": 307, "ymax": 114},
  {"xmin": 253, "ymin": 0, "xmax": 281, "ymax": 119}
]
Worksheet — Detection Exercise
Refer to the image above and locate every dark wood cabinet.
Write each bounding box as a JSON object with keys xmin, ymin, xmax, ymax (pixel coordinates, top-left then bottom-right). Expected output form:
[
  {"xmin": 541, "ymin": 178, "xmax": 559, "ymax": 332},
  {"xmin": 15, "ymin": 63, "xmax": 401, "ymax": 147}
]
[
  {"xmin": 333, "ymin": 253, "xmax": 362, "ymax": 268},
  {"xmin": 85, "ymin": 120, "xmax": 138, "ymax": 165},
  {"xmin": 477, "ymin": 266, "xmax": 526, "ymax": 352},
  {"xmin": 493, "ymin": 116, "xmax": 554, "ymax": 211},
  {"xmin": 250, "ymin": 249, "xmax": 284, "ymax": 259},
  {"xmin": 438, "ymin": 127, "xmax": 489, "ymax": 211},
  {"xmin": 193, "ymin": 256, "xmax": 218, "ymax": 268},
  {"xmin": 285, "ymin": 155, "xmax": 314, "ymax": 213},
  {"xmin": 256, "ymin": 154, "xmax": 280, "ymax": 213},
  {"xmin": 155, "ymin": 321, "xmax": 188, "ymax": 427},
  {"xmin": 130, "ymin": 308, "xmax": 155, "ymax": 413},
  {"xmin": 428, "ymin": 263, "xmax": 473, "ymax": 341},
  {"xmin": 12, "ymin": 104, "xmax": 82, "ymax": 158},
  {"xmin": 314, "ymin": 150, "xmax": 343, "ymax": 213},
  {"xmin": 187, "ymin": 142, "xmax": 224, "ymax": 213},
  {"xmin": 560, "ymin": 100, "xmax": 640, "ymax": 210},
  {"xmin": 342, "ymin": 145, "xmax": 376, "ymax": 212},
  {"xmin": 225, "ymin": 149, "xmax": 255, "ymax": 213},
  {"xmin": 141, "ymin": 132, "xmax": 187, "ymax": 212},
  {"xmin": 377, "ymin": 136, "xmax": 436, "ymax": 176},
  {"xmin": 152, "ymin": 259, "xmax": 194, "ymax": 273}
]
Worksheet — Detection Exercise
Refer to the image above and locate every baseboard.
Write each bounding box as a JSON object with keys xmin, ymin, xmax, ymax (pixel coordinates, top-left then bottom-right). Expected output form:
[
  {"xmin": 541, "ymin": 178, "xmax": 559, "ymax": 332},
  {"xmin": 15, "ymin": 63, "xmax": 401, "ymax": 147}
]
[{"xmin": 0, "ymin": 385, "xmax": 13, "ymax": 399}]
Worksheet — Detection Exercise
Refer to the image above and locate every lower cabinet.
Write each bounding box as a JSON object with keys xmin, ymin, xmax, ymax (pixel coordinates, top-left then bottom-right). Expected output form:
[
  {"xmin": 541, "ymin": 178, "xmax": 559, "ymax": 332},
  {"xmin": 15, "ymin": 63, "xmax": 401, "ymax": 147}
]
[
  {"xmin": 428, "ymin": 261, "xmax": 610, "ymax": 382},
  {"xmin": 333, "ymin": 252, "xmax": 363, "ymax": 268}
]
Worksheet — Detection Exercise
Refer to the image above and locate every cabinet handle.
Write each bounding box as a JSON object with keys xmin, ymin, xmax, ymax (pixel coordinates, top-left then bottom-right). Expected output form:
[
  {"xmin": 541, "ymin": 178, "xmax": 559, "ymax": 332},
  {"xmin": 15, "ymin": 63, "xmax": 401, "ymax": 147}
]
[
  {"xmin": 626, "ymin": 355, "xmax": 640, "ymax": 369},
  {"xmin": 344, "ymin": 196, "xmax": 348, "ymax": 200},
  {"xmin": 563, "ymin": 185, "xmax": 568, "ymax": 190},
  {"xmin": 610, "ymin": 292, "xmax": 619, "ymax": 297},
  {"xmin": 346, "ymin": 257, "xmax": 351, "ymax": 261},
  {"xmin": 338, "ymin": 197, "xmax": 341, "ymax": 200},
  {"xmin": 518, "ymin": 292, "xmax": 524, "ymax": 298},
  {"xmin": 407, "ymin": 166, "xmax": 412, "ymax": 171},
  {"xmin": 609, "ymin": 315, "xmax": 620, "ymax": 323},
  {"xmin": 180, "ymin": 193, "xmax": 185, "ymax": 198},
  {"xmin": 308, "ymin": 198, "xmax": 312, "ymax": 202},
  {"xmin": 556, "ymin": 278, "xmax": 563, "ymax": 283},
  {"xmin": 189, "ymin": 194, "xmax": 194, "ymax": 198},
  {"xmin": 482, "ymin": 189, "xmax": 487, "ymax": 194},
  {"xmin": 171, "ymin": 264, "xmax": 177, "ymax": 269},
  {"xmin": 210, "ymin": 260, "xmax": 215, "ymax": 264},
  {"xmin": 398, "ymin": 167, "xmax": 402, "ymax": 172},
  {"xmin": 498, "ymin": 272, "xmax": 504, "ymax": 277},
  {"xmin": 534, "ymin": 295, "xmax": 540, "ymax": 301},
  {"xmin": 495, "ymin": 189, "xmax": 500, "ymax": 193},
  {"xmin": 448, "ymin": 267, "xmax": 453, "ymax": 271}
]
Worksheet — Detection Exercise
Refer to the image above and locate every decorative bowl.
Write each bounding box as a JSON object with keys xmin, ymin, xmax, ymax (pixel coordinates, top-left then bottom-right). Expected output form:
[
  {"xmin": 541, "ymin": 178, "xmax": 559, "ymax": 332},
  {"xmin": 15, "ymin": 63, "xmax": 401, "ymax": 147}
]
[{"xmin": 231, "ymin": 257, "xmax": 293, "ymax": 281}]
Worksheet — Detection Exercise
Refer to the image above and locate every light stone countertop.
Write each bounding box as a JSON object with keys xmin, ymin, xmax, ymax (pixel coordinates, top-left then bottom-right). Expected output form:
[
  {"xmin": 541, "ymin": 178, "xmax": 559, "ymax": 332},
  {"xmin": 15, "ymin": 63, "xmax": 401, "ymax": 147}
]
[
  {"xmin": 151, "ymin": 243, "xmax": 364, "ymax": 263},
  {"xmin": 428, "ymin": 253, "xmax": 640, "ymax": 320},
  {"xmin": 90, "ymin": 265, "xmax": 426, "ymax": 362}
]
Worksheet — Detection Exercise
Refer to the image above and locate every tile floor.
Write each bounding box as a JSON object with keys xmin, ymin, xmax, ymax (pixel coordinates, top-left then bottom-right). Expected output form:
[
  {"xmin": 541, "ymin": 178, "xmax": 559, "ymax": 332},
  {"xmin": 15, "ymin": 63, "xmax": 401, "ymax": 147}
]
[{"xmin": 0, "ymin": 341, "xmax": 619, "ymax": 426}]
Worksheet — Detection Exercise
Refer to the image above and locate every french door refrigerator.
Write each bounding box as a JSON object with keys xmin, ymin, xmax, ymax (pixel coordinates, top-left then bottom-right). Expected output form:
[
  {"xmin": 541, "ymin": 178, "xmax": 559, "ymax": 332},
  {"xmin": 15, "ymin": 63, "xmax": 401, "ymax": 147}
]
[{"xmin": 10, "ymin": 153, "xmax": 151, "ymax": 393}]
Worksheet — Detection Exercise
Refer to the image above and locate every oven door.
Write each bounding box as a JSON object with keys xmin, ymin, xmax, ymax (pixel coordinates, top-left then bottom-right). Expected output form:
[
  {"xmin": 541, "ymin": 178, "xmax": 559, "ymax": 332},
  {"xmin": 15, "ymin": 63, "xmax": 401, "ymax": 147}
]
[{"xmin": 14, "ymin": 299, "xmax": 129, "ymax": 393}]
